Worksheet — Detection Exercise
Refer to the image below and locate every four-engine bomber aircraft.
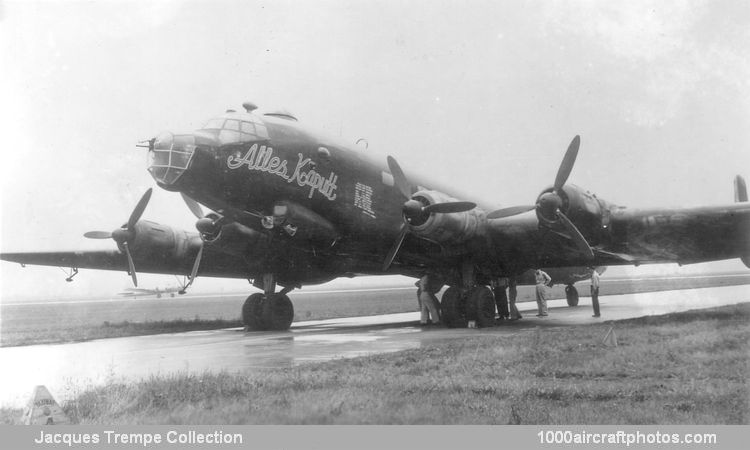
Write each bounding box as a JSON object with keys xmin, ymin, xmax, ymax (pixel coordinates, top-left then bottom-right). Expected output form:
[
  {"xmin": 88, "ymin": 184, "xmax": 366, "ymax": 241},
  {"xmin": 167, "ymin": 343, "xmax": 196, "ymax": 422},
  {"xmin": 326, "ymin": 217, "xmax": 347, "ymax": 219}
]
[{"xmin": 2, "ymin": 101, "xmax": 749, "ymax": 330}]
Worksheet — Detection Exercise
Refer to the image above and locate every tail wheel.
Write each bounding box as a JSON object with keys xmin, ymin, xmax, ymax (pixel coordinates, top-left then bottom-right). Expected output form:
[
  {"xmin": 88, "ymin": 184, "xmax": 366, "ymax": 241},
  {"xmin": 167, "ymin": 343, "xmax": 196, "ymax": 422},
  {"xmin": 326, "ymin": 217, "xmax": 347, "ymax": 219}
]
[
  {"xmin": 262, "ymin": 293, "xmax": 294, "ymax": 331},
  {"xmin": 441, "ymin": 287, "xmax": 467, "ymax": 328},
  {"xmin": 467, "ymin": 286, "xmax": 495, "ymax": 328},
  {"xmin": 565, "ymin": 285, "xmax": 579, "ymax": 307},
  {"xmin": 242, "ymin": 293, "xmax": 265, "ymax": 330}
]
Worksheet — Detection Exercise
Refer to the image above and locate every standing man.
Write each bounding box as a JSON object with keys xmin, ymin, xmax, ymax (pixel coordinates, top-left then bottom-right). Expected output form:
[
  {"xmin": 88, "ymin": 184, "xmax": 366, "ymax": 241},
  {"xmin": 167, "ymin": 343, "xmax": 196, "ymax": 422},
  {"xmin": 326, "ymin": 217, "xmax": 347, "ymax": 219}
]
[
  {"xmin": 418, "ymin": 275, "xmax": 441, "ymax": 326},
  {"xmin": 415, "ymin": 279, "xmax": 423, "ymax": 322},
  {"xmin": 590, "ymin": 267, "xmax": 601, "ymax": 317},
  {"xmin": 508, "ymin": 277, "xmax": 522, "ymax": 320},
  {"xmin": 534, "ymin": 269, "xmax": 551, "ymax": 317},
  {"xmin": 492, "ymin": 277, "xmax": 510, "ymax": 320}
]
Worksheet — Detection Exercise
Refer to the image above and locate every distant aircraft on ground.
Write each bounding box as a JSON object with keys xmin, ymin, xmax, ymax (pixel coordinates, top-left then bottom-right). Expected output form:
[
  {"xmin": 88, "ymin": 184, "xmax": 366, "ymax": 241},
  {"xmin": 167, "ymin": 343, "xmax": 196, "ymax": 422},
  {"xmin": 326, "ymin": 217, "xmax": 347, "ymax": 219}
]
[
  {"xmin": 2, "ymin": 101, "xmax": 748, "ymax": 330},
  {"xmin": 118, "ymin": 286, "xmax": 185, "ymax": 298}
]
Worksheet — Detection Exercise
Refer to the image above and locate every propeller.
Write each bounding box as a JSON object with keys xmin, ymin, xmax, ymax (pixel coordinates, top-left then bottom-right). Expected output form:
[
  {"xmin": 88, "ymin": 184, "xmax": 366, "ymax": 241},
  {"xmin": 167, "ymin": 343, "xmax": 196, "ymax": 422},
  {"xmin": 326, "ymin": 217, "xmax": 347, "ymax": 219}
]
[
  {"xmin": 178, "ymin": 239, "xmax": 204, "ymax": 294},
  {"xmin": 178, "ymin": 192, "xmax": 217, "ymax": 290},
  {"xmin": 382, "ymin": 156, "xmax": 477, "ymax": 271},
  {"xmin": 82, "ymin": 230, "xmax": 113, "ymax": 239},
  {"xmin": 181, "ymin": 192, "xmax": 205, "ymax": 219},
  {"xmin": 486, "ymin": 205, "xmax": 535, "ymax": 220},
  {"xmin": 84, "ymin": 188, "xmax": 153, "ymax": 286},
  {"xmin": 556, "ymin": 207, "xmax": 594, "ymax": 259},
  {"xmin": 486, "ymin": 135, "xmax": 593, "ymax": 259}
]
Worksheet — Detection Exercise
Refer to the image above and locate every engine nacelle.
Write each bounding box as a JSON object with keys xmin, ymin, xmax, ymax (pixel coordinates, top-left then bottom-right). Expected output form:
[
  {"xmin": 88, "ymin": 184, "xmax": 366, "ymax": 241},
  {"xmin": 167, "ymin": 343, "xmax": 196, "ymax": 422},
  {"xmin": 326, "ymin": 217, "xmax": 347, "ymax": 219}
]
[
  {"xmin": 204, "ymin": 221, "xmax": 264, "ymax": 257},
  {"xmin": 128, "ymin": 220, "xmax": 198, "ymax": 261},
  {"xmin": 408, "ymin": 190, "xmax": 483, "ymax": 244},
  {"xmin": 540, "ymin": 184, "xmax": 610, "ymax": 246},
  {"xmin": 272, "ymin": 201, "xmax": 339, "ymax": 248}
]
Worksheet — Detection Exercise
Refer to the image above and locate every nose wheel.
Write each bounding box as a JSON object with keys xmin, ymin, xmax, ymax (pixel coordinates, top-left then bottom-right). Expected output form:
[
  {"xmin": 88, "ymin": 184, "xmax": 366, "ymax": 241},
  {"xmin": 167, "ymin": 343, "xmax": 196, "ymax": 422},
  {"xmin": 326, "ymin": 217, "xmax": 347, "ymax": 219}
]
[
  {"xmin": 242, "ymin": 293, "xmax": 265, "ymax": 330},
  {"xmin": 242, "ymin": 293, "xmax": 295, "ymax": 331},
  {"xmin": 242, "ymin": 274, "xmax": 295, "ymax": 331}
]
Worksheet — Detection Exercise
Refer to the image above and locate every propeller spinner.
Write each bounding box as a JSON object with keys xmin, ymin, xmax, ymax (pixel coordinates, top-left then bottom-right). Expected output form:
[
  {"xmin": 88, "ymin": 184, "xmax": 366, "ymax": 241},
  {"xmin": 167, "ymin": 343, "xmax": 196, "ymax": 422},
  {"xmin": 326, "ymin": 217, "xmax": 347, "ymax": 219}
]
[
  {"xmin": 84, "ymin": 188, "xmax": 153, "ymax": 286},
  {"xmin": 382, "ymin": 156, "xmax": 476, "ymax": 271}
]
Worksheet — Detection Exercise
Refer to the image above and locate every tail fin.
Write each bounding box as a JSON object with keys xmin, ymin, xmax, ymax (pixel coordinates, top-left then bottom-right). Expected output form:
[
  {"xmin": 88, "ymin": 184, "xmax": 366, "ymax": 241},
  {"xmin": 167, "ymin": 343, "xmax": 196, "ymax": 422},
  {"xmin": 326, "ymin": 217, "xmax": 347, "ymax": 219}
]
[
  {"xmin": 738, "ymin": 175, "xmax": 750, "ymax": 268},
  {"xmin": 734, "ymin": 175, "xmax": 747, "ymax": 202}
]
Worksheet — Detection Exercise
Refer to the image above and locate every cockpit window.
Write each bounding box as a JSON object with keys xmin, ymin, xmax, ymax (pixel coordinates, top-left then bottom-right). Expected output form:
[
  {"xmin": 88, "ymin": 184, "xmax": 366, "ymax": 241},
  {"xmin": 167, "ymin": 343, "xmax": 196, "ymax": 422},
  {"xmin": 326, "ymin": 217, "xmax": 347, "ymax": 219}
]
[
  {"xmin": 241, "ymin": 121, "xmax": 255, "ymax": 134},
  {"xmin": 202, "ymin": 118, "xmax": 225, "ymax": 130},
  {"xmin": 219, "ymin": 129, "xmax": 241, "ymax": 144},
  {"xmin": 200, "ymin": 115, "xmax": 269, "ymax": 144}
]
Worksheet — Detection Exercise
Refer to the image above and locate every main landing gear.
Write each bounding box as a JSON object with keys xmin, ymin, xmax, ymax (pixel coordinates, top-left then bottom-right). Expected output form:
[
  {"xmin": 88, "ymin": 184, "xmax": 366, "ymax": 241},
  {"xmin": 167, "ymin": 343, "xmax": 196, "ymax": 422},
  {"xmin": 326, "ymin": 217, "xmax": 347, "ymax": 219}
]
[
  {"xmin": 242, "ymin": 274, "xmax": 294, "ymax": 331},
  {"xmin": 565, "ymin": 284, "xmax": 579, "ymax": 306},
  {"xmin": 441, "ymin": 286, "xmax": 496, "ymax": 328},
  {"xmin": 439, "ymin": 262, "xmax": 496, "ymax": 328}
]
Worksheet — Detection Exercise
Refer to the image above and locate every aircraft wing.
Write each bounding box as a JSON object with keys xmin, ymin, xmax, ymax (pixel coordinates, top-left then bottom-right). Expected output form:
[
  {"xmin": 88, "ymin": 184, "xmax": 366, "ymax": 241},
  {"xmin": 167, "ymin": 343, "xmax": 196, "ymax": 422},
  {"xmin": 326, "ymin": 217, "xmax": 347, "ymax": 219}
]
[
  {"xmin": 0, "ymin": 247, "xmax": 252, "ymax": 280},
  {"xmin": 485, "ymin": 202, "xmax": 750, "ymax": 270}
]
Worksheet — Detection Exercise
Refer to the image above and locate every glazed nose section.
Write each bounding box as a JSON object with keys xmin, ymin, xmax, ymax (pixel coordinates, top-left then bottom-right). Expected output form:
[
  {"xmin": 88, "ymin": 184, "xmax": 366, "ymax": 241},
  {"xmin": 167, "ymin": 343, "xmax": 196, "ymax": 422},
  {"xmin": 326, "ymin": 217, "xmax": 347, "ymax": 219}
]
[{"xmin": 147, "ymin": 132, "xmax": 196, "ymax": 186}]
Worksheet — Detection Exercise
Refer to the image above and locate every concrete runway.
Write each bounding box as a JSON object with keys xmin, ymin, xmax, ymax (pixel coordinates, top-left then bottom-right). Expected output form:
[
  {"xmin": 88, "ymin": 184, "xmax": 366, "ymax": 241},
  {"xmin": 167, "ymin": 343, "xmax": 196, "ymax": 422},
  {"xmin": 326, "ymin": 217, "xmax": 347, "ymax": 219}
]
[{"xmin": 1, "ymin": 284, "xmax": 749, "ymax": 408}]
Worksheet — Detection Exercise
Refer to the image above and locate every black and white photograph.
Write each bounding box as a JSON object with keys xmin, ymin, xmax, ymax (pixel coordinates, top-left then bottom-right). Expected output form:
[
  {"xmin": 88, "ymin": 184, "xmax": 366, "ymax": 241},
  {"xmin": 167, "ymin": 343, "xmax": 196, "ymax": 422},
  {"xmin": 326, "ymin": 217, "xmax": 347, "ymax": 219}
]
[{"xmin": 1, "ymin": 0, "xmax": 748, "ymax": 446}]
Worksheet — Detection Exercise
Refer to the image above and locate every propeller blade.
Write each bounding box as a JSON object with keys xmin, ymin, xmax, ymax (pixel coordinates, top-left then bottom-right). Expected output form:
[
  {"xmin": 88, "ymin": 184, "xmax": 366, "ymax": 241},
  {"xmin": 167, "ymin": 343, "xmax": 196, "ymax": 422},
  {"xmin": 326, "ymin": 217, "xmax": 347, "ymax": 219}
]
[
  {"xmin": 84, "ymin": 231, "xmax": 112, "ymax": 239},
  {"xmin": 127, "ymin": 188, "xmax": 153, "ymax": 230},
  {"xmin": 179, "ymin": 242, "xmax": 203, "ymax": 293},
  {"xmin": 386, "ymin": 156, "xmax": 412, "ymax": 199},
  {"xmin": 487, "ymin": 205, "xmax": 536, "ymax": 219},
  {"xmin": 556, "ymin": 209, "xmax": 594, "ymax": 259},
  {"xmin": 423, "ymin": 201, "xmax": 477, "ymax": 214},
  {"xmin": 181, "ymin": 193, "xmax": 205, "ymax": 219},
  {"xmin": 123, "ymin": 242, "xmax": 138, "ymax": 286},
  {"xmin": 189, "ymin": 243, "xmax": 203, "ymax": 283},
  {"xmin": 554, "ymin": 135, "xmax": 581, "ymax": 192},
  {"xmin": 382, "ymin": 222, "xmax": 410, "ymax": 271}
]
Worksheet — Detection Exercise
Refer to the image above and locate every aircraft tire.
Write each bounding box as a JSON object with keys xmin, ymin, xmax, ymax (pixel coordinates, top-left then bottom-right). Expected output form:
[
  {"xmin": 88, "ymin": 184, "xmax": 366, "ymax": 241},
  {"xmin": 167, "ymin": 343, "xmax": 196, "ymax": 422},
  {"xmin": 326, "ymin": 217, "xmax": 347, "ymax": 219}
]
[
  {"xmin": 262, "ymin": 293, "xmax": 294, "ymax": 331},
  {"xmin": 467, "ymin": 286, "xmax": 495, "ymax": 328},
  {"xmin": 441, "ymin": 287, "xmax": 467, "ymax": 328},
  {"xmin": 565, "ymin": 285, "xmax": 579, "ymax": 307},
  {"xmin": 242, "ymin": 293, "xmax": 265, "ymax": 330}
]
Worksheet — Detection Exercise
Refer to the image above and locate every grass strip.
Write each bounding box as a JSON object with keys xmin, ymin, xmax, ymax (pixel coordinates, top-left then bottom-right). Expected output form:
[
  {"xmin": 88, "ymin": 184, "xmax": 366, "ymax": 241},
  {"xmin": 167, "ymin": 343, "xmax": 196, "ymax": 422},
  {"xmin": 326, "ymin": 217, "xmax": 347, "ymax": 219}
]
[{"xmin": 3, "ymin": 303, "xmax": 747, "ymax": 424}]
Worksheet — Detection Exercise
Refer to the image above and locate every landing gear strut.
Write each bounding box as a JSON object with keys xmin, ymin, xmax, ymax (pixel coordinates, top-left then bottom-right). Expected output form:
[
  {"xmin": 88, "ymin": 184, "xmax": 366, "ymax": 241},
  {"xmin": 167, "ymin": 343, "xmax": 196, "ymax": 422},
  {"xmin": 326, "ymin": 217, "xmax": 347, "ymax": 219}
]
[
  {"xmin": 565, "ymin": 284, "xmax": 579, "ymax": 306},
  {"xmin": 242, "ymin": 274, "xmax": 295, "ymax": 331}
]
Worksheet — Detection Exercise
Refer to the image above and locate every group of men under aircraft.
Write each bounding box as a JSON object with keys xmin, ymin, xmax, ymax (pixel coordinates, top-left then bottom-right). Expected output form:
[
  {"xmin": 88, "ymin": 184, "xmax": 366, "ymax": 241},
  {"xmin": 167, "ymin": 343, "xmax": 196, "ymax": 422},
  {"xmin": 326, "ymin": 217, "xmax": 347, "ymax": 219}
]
[{"xmin": 415, "ymin": 267, "xmax": 601, "ymax": 326}]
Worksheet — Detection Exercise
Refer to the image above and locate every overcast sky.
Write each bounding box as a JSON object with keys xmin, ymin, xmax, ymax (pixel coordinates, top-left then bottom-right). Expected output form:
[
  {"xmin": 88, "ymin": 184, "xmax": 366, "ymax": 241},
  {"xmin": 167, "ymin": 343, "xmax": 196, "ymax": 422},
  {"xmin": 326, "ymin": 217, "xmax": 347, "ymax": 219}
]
[{"xmin": 1, "ymin": 0, "xmax": 749, "ymax": 300}]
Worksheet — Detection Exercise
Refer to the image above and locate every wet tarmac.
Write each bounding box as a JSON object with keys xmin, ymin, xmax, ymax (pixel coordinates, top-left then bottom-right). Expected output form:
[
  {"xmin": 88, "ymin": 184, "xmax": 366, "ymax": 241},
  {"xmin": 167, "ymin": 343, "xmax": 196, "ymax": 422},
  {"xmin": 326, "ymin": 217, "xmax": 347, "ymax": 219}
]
[{"xmin": 1, "ymin": 284, "xmax": 748, "ymax": 408}]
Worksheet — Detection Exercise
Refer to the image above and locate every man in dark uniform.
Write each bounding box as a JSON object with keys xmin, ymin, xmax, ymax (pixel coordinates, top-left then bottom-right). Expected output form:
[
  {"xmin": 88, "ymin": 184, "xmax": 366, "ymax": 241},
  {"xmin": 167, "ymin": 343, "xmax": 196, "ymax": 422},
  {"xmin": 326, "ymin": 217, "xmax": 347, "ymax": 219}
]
[
  {"xmin": 508, "ymin": 277, "xmax": 521, "ymax": 320},
  {"xmin": 492, "ymin": 277, "xmax": 510, "ymax": 320}
]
